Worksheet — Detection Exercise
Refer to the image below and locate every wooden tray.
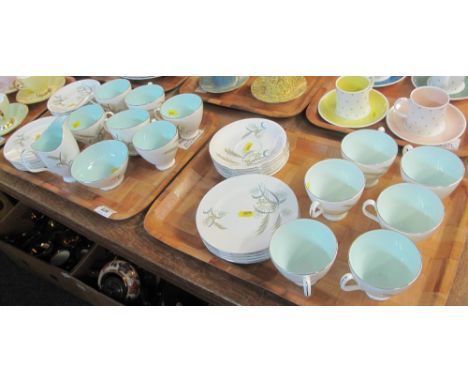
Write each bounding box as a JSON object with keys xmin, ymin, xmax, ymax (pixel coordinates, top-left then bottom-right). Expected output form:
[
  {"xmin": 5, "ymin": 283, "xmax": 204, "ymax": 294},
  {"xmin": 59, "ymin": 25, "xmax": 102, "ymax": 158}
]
[
  {"xmin": 2, "ymin": 76, "xmax": 76, "ymax": 140},
  {"xmin": 143, "ymin": 131, "xmax": 468, "ymax": 306},
  {"xmin": 88, "ymin": 76, "xmax": 187, "ymax": 92},
  {"xmin": 305, "ymin": 76, "xmax": 468, "ymax": 157},
  {"xmin": 0, "ymin": 109, "xmax": 219, "ymax": 220},
  {"xmin": 179, "ymin": 76, "xmax": 321, "ymax": 118}
]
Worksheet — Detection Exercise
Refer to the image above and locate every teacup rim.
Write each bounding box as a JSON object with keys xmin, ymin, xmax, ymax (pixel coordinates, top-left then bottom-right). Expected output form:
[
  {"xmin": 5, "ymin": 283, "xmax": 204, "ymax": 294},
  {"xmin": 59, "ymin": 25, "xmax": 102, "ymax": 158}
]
[
  {"xmin": 335, "ymin": 76, "xmax": 372, "ymax": 94},
  {"xmin": 374, "ymin": 183, "xmax": 445, "ymax": 235},
  {"xmin": 125, "ymin": 83, "xmax": 164, "ymax": 107},
  {"xmin": 107, "ymin": 109, "xmax": 150, "ymax": 130},
  {"xmin": 95, "ymin": 79, "xmax": 131, "ymax": 101},
  {"xmin": 269, "ymin": 218, "xmax": 338, "ymax": 276},
  {"xmin": 67, "ymin": 104, "xmax": 105, "ymax": 132},
  {"xmin": 400, "ymin": 146, "xmax": 465, "ymax": 189},
  {"xmin": 348, "ymin": 229, "xmax": 422, "ymax": 292},
  {"xmin": 409, "ymin": 86, "xmax": 450, "ymax": 110},
  {"xmin": 304, "ymin": 159, "xmax": 366, "ymax": 203},
  {"xmin": 160, "ymin": 93, "xmax": 202, "ymax": 119},
  {"xmin": 132, "ymin": 121, "xmax": 178, "ymax": 152}
]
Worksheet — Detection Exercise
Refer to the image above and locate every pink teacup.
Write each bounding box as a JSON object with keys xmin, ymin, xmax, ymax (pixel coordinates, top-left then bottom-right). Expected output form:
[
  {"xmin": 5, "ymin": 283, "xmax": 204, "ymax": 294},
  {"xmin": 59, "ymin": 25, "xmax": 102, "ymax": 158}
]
[{"xmin": 394, "ymin": 86, "xmax": 449, "ymax": 137}]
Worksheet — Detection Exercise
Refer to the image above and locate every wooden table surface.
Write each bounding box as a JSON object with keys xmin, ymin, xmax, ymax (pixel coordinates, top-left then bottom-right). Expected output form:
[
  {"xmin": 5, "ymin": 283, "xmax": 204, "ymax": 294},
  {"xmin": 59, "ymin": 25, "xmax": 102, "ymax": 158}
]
[{"xmin": 1, "ymin": 79, "xmax": 467, "ymax": 305}]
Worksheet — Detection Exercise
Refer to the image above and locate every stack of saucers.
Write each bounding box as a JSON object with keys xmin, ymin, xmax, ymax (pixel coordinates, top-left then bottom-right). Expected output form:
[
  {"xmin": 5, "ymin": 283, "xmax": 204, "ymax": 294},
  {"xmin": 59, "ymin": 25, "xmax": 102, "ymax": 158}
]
[
  {"xmin": 209, "ymin": 118, "xmax": 289, "ymax": 178},
  {"xmin": 196, "ymin": 174, "xmax": 299, "ymax": 264}
]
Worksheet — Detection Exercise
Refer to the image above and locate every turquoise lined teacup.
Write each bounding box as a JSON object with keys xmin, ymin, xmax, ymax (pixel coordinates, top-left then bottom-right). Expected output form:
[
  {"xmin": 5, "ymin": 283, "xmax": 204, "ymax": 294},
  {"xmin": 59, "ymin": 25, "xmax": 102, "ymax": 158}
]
[
  {"xmin": 66, "ymin": 104, "xmax": 113, "ymax": 144},
  {"xmin": 341, "ymin": 127, "xmax": 397, "ymax": 187},
  {"xmin": 105, "ymin": 108, "xmax": 151, "ymax": 155},
  {"xmin": 270, "ymin": 219, "xmax": 338, "ymax": 297},
  {"xmin": 340, "ymin": 229, "xmax": 422, "ymax": 301},
  {"xmin": 305, "ymin": 159, "xmax": 365, "ymax": 221},
  {"xmin": 133, "ymin": 121, "xmax": 179, "ymax": 171},
  {"xmin": 160, "ymin": 93, "xmax": 203, "ymax": 140},
  {"xmin": 20, "ymin": 116, "xmax": 80, "ymax": 183},
  {"xmin": 71, "ymin": 140, "xmax": 129, "ymax": 191},
  {"xmin": 362, "ymin": 183, "xmax": 444, "ymax": 242},
  {"xmin": 95, "ymin": 79, "xmax": 131, "ymax": 113},
  {"xmin": 125, "ymin": 83, "xmax": 165, "ymax": 118},
  {"xmin": 401, "ymin": 145, "xmax": 465, "ymax": 199}
]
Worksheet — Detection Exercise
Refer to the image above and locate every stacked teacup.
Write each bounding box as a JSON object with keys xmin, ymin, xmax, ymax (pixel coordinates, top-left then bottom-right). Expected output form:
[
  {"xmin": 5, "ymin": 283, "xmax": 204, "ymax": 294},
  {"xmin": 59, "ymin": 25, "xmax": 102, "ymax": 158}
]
[{"xmin": 209, "ymin": 118, "xmax": 289, "ymax": 178}]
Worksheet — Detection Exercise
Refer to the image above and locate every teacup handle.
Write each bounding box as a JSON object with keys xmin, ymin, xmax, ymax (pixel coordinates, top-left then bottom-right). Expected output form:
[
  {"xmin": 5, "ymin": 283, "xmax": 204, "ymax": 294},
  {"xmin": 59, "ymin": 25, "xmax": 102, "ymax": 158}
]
[
  {"xmin": 309, "ymin": 201, "xmax": 323, "ymax": 218},
  {"xmin": 393, "ymin": 97, "xmax": 409, "ymax": 119},
  {"xmin": 105, "ymin": 111, "xmax": 114, "ymax": 120},
  {"xmin": 302, "ymin": 275, "xmax": 313, "ymax": 297},
  {"xmin": 377, "ymin": 126, "xmax": 386, "ymax": 133},
  {"xmin": 340, "ymin": 273, "xmax": 361, "ymax": 292},
  {"xmin": 20, "ymin": 149, "xmax": 47, "ymax": 173},
  {"xmin": 153, "ymin": 107, "xmax": 163, "ymax": 121},
  {"xmin": 402, "ymin": 144, "xmax": 414, "ymax": 156},
  {"xmin": 362, "ymin": 199, "xmax": 379, "ymax": 223},
  {"xmin": 103, "ymin": 112, "xmax": 114, "ymax": 133}
]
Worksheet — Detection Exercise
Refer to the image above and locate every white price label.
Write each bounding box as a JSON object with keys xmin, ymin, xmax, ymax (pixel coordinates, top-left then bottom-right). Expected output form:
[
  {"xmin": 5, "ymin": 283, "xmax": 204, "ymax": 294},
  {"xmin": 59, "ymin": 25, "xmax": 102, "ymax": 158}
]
[
  {"xmin": 439, "ymin": 139, "xmax": 461, "ymax": 151},
  {"xmin": 178, "ymin": 129, "xmax": 204, "ymax": 150},
  {"xmin": 94, "ymin": 205, "xmax": 117, "ymax": 218}
]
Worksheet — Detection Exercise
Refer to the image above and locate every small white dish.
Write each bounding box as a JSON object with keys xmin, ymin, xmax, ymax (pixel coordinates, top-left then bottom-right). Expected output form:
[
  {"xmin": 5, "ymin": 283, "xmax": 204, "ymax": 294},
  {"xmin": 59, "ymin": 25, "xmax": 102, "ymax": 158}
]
[{"xmin": 47, "ymin": 79, "xmax": 100, "ymax": 116}]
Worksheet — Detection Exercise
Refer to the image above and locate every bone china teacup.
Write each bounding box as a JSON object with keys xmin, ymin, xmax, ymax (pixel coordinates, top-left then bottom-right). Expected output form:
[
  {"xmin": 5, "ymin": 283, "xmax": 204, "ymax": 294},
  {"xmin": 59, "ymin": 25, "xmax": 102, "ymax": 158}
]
[
  {"xmin": 66, "ymin": 104, "xmax": 113, "ymax": 144},
  {"xmin": 341, "ymin": 127, "xmax": 398, "ymax": 188},
  {"xmin": 362, "ymin": 183, "xmax": 444, "ymax": 242},
  {"xmin": 393, "ymin": 86, "xmax": 449, "ymax": 137},
  {"xmin": 400, "ymin": 144, "xmax": 465, "ymax": 199},
  {"xmin": 95, "ymin": 79, "xmax": 131, "ymax": 113},
  {"xmin": 335, "ymin": 76, "xmax": 372, "ymax": 120},
  {"xmin": 160, "ymin": 93, "xmax": 203, "ymax": 140},
  {"xmin": 105, "ymin": 108, "xmax": 150, "ymax": 155},
  {"xmin": 340, "ymin": 229, "xmax": 422, "ymax": 301},
  {"xmin": 125, "ymin": 83, "xmax": 165, "ymax": 118},
  {"xmin": 132, "ymin": 121, "xmax": 179, "ymax": 171},
  {"xmin": 20, "ymin": 116, "xmax": 80, "ymax": 183},
  {"xmin": 269, "ymin": 219, "xmax": 338, "ymax": 297},
  {"xmin": 427, "ymin": 76, "xmax": 465, "ymax": 95},
  {"xmin": 305, "ymin": 158, "xmax": 365, "ymax": 221}
]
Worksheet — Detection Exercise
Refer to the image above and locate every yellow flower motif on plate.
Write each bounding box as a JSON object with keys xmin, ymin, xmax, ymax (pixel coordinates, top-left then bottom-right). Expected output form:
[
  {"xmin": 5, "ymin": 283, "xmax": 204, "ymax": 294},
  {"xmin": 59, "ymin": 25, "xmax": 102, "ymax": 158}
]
[
  {"xmin": 72, "ymin": 120, "xmax": 81, "ymax": 129},
  {"xmin": 34, "ymin": 133, "xmax": 41, "ymax": 140},
  {"xmin": 238, "ymin": 210, "xmax": 255, "ymax": 218},
  {"xmin": 111, "ymin": 167, "xmax": 119, "ymax": 174},
  {"xmin": 243, "ymin": 142, "xmax": 253, "ymax": 153}
]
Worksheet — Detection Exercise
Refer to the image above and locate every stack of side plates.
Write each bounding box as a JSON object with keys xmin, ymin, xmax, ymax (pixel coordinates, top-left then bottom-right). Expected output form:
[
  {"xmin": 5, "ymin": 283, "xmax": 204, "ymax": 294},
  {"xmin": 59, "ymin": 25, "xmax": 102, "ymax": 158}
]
[
  {"xmin": 209, "ymin": 118, "xmax": 289, "ymax": 178},
  {"xmin": 196, "ymin": 174, "xmax": 299, "ymax": 264},
  {"xmin": 4, "ymin": 116, "xmax": 57, "ymax": 171}
]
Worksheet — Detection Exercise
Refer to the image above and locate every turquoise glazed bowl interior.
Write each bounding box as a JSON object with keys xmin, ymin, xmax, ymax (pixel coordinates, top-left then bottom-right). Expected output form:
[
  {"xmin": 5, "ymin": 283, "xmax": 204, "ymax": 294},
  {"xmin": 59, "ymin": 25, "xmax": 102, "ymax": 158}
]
[
  {"xmin": 306, "ymin": 159, "xmax": 364, "ymax": 201},
  {"xmin": 71, "ymin": 140, "xmax": 128, "ymax": 183},
  {"xmin": 349, "ymin": 229, "xmax": 422, "ymax": 290},
  {"xmin": 342, "ymin": 129, "xmax": 397, "ymax": 165},
  {"xmin": 133, "ymin": 121, "xmax": 177, "ymax": 151},
  {"xmin": 107, "ymin": 109, "xmax": 149, "ymax": 130},
  {"xmin": 67, "ymin": 104, "xmax": 104, "ymax": 131},
  {"xmin": 126, "ymin": 84, "xmax": 164, "ymax": 106},
  {"xmin": 402, "ymin": 146, "xmax": 465, "ymax": 187},
  {"xmin": 161, "ymin": 93, "xmax": 202, "ymax": 119},
  {"xmin": 270, "ymin": 219, "xmax": 338, "ymax": 275},
  {"xmin": 377, "ymin": 183, "xmax": 444, "ymax": 233},
  {"xmin": 32, "ymin": 116, "xmax": 67, "ymax": 152},
  {"xmin": 95, "ymin": 79, "xmax": 130, "ymax": 101}
]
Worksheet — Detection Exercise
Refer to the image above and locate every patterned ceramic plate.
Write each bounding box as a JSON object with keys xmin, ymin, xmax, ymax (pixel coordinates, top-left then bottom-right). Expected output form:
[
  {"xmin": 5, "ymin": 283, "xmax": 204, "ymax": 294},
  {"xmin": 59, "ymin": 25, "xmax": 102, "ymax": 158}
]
[
  {"xmin": 209, "ymin": 118, "xmax": 287, "ymax": 170},
  {"xmin": 251, "ymin": 76, "xmax": 307, "ymax": 103},
  {"xmin": 47, "ymin": 79, "xmax": 100, "ymax": 115},
  {"xmin": 16, "ymin": 76, "xmax": 66, "ymax": 104},
  {"xmin": 4, "ymin": 116, "xmax": 55, "ymax": 170},
  {"xmin": 411, "ymin": 76, "xmax": 468, "ymax": 101},
  {"xmin": 196, "ymin": 174, "xmax": 299, "ymax": 256},
  {"xmin": 318, "ymin": 89, "xmax": 389, "ymax": 129},
  {"xmin": 0, "ymin": 103, "xmax": 29, "ymax": 137}
]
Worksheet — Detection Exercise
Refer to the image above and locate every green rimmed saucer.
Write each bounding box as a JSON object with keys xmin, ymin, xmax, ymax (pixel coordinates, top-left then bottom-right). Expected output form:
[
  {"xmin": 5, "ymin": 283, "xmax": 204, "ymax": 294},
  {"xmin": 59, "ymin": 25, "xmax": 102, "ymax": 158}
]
[
  {"xmin": 16, "ymin": 76, "xmax": 66, "ymax": 104},
  {"xmin": 0, "ymin": 103, "xmax": 29, "ymax": 136},
  {"xmin": 411, "ymin": 76, "xmax": 468, "ymax": 101},
  {"xmin": 318, "ymin": 89, "xmax": 389, "ymax": 129}
]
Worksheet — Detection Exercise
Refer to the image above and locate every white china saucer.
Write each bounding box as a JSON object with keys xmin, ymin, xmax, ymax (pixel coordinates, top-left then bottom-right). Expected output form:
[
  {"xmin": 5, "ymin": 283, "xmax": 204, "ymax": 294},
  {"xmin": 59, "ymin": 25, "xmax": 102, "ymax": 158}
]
[
  {"xmin": 386, "ymin": 104, "xmax": 466, "ymax": 146},
  {"xmin": 47, "ymin": 79, "xmax": 100, "ymax": 115},
  {"xmin": 196, "ymin": 174, "xmax": 299, "ymax": 258},
  {"xmin": 4, "ymin": 116, "xmax": 56, "ymax": 171}
]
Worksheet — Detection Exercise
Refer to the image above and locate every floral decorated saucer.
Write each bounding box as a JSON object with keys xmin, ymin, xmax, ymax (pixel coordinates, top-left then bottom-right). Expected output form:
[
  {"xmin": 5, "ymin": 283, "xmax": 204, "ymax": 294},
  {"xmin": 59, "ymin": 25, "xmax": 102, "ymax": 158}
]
[{"xmin": 47, "ymin": 79, "xmax": 100, "ymax": 115}]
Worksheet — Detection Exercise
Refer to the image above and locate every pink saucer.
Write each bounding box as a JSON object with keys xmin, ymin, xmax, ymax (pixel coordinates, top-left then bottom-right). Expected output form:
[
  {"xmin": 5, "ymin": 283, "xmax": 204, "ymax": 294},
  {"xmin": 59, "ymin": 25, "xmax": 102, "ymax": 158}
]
[{"xmin": 386, "ymin": 103, "xmax": 466, "ymax": 146}]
